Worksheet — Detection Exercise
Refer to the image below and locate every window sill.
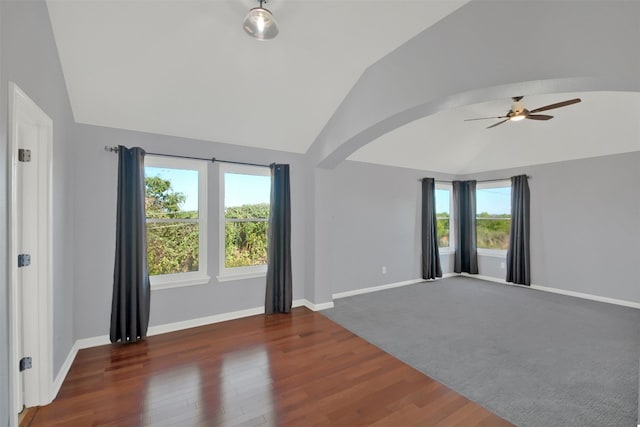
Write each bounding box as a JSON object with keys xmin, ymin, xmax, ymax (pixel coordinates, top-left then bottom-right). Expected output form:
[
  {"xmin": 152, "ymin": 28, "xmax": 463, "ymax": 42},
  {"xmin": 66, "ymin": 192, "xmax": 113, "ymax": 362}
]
[
  {"xmin": 150, "ymin": 273, "xmax": 211, "ymax": 290},
  {"xmin": 439, "ymin": 249, "xmax": 455, "ymax": 255},
  {"xmin": 477, "ymin": 249, "xmax": 507, "ymax": 258},
  {"xmin": 217, "ymin": 271, "xmax": 266, "ymax": 282}
]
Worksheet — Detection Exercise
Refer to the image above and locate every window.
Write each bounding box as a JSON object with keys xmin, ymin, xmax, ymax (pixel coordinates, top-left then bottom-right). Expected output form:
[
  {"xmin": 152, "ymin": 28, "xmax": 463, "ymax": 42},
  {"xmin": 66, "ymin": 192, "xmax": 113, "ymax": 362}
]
[
  {"xmin": 218, "ymin": 163, "xmax": 271, "ymax": 281},
  {"xmin": 435, "ymin": 184, "xmax": 453, "ymax": 251},
  {"xmin": 476, "ymin": 181, "xmax": 511, "ymax": 252},
  {"xmin": 145, "ymin": 156, "xmax": 208, "ymax": 289}
]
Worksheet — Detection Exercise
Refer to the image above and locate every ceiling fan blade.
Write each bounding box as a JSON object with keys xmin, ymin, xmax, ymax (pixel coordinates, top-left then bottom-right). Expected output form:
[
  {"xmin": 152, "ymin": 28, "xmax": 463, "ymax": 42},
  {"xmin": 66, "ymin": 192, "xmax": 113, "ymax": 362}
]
[
  {"xmin": 526, "ymin": 114, "xmax": 554, "ymax": 121},
  {"xmin": 529, "ymin": 98, "xmax": 581, "ymax": 113},
  {"xmin": 464, "ymin": 116, "xmax": 508, "ymax": 121},
  {"xmin": 486, "ymin": 119, "xmax": 509, "ymax": 129}
]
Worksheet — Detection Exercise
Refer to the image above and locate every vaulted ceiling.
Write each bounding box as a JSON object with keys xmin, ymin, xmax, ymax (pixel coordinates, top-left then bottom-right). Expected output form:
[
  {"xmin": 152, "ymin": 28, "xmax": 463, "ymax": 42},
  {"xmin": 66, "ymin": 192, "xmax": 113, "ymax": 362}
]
[
  {"xmin": 349, "ymin": 91, "xmax": 640, "ymax": 174},
  {"xmin": 47, "ymin": 0, "xmax": 640, "ymax": 174}
]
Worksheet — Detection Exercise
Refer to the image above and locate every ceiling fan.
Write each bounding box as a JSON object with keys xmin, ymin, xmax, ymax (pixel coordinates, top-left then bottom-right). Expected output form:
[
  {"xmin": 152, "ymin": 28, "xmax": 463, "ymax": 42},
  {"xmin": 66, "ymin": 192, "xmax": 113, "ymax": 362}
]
[{"xmin": 465, "ymin": 96, "xmax": 582, "ymax": 129}]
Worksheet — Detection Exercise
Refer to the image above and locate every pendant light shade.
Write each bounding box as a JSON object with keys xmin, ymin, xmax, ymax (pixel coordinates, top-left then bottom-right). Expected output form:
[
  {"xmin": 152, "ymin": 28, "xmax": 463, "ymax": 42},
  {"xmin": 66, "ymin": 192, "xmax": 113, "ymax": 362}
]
[{"xmin": 243, "ymin": 0, "xmax": 279, "ymax": 40}]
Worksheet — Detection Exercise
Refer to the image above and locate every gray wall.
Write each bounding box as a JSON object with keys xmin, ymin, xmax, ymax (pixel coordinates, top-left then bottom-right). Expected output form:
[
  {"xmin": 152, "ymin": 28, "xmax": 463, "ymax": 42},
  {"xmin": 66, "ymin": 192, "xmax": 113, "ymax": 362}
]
[
  {"xmin": 1, "ymin": 0, "xmax": 77, "ymax": 386},
  {"xmin": 466, "ymin": 151, "xmax": 640, "ymax": 304},
  {"xmin": 306, "ymin": 167, "xmax": 334, "ymax": 304},
  {"xmin": 0, "ymin": 0, "xmax": 9, "ymax": 423},
  {"xmin": 317, "ymin": 152, "xmax": 640, "ymax": 305},
  {"xmin": 320, "ymin": 161, "xmax": 456, "ymax": 296},
  {"xmin": 71, "ymin": 124, "xmax": 307, "ymax": 339}
]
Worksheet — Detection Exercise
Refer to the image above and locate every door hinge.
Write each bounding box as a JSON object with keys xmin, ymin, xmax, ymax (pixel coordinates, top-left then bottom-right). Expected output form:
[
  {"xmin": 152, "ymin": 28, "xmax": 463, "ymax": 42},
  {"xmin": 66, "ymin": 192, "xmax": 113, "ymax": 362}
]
[
  {"xmin": 18, "ymin": 148, "xmax": 32, "ymax": 162},
  {"xmin": 18, "ymin": 254, "xmax": 31, "ymax": 267},
  {"xmin": 19, "ymin": 357, "xmax": 32, "ymax": 372}
]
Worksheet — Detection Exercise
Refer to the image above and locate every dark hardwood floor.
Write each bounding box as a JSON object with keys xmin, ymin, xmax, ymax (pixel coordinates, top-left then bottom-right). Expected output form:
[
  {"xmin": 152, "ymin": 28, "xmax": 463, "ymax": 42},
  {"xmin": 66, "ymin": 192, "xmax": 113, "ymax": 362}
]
[{"xmin": 26, "ymin": 308, "xmax": 513, "ymax": 426}]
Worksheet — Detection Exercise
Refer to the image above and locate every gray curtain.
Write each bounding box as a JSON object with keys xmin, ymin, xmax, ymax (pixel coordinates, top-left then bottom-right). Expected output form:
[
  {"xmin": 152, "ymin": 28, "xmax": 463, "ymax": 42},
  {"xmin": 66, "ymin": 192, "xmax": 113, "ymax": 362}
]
[
  {"xmin": 422, "ymin": 178, "xmax": 442, "ymax": 279},
  {"xmin": 506, "ymin": 175, "xmax": 530, "ymax": 285},
  {"xmin": 265, "ymin": 164, "xmax": 292, "ymax": 314},
  {"xmin": 110, "ymin": 146, "xmax": 150, "ymax": 343},
  {"xmin": 453, "ymin": 180, "xmax": 478, "ymax": 274}
]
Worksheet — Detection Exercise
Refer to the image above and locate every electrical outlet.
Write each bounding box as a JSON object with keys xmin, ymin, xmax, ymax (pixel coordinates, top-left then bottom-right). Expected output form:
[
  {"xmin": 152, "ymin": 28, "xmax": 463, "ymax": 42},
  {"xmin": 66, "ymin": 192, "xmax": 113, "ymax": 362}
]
[
  {"xmin": 382, "ymin": 266, "xmax": 387, "ymax": 274},
  {"xmin": 500, "ymin": 261, "xmax": 505, "ymax": 269}
]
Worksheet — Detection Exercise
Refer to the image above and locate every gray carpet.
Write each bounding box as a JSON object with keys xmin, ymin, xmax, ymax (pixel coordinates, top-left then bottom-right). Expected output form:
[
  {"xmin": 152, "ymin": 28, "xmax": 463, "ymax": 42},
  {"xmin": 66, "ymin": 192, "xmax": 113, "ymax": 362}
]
[{"xmin": 322, "ymin": 276, "xmax": 640, "ymax": 427}]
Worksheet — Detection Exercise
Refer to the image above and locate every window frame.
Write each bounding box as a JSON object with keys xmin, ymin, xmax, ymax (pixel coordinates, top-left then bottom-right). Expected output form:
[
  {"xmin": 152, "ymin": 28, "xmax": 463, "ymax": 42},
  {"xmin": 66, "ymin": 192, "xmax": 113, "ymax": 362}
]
[
  {"xmin": 145, "ymin": 155, "xmax": 210, "ymax": 290},
  {"xmin": 217, "ymin": 163, "xmax": 271, "ymax": 282},
  {"xmin": 475, "ymin": 180, "xmax": 511, "ymax": 256},
  {"xmin": 435, "ymin": 182, "xmax": 454, "ymax": 254}
]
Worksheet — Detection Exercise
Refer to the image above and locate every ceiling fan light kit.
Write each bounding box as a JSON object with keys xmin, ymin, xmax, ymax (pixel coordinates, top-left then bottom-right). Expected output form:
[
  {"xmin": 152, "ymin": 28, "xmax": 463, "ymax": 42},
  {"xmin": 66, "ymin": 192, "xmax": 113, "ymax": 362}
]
[
  {"xmin": 465, "ymin": 96, "xmax": 582, "ymax": 129},
  {"xmin": 243, "ymin": 0, "xmax": 279, "ymax": 40}
]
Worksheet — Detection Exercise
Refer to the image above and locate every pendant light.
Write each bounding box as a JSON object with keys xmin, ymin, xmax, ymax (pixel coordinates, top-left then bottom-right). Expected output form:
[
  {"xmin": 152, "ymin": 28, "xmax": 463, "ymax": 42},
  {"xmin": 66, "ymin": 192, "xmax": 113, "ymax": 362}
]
[{"xmin": 243, "ymin": 0, "xmax": 279, "ymax": 40}]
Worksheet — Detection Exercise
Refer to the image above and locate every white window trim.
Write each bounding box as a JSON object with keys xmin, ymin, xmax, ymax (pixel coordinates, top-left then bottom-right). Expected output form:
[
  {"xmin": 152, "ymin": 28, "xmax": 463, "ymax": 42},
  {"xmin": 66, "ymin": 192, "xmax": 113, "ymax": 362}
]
[
  {"xmin": 435, "ymin": 182, "xmax": 455, "ymax": 254},
  {"xmin": 476, "ymin": 179, "xmax": 511, "ymax": 256},
  {"xmin": 477, "ymin": 248, "xmax": 508, "ymax": 258},
  {"xmin": 217, "ymin": 163, "xmax": 271, "ymax": 282},
  {"xmin": 145, "ymin": 155, "xmax": 210, "ymax": 290}
]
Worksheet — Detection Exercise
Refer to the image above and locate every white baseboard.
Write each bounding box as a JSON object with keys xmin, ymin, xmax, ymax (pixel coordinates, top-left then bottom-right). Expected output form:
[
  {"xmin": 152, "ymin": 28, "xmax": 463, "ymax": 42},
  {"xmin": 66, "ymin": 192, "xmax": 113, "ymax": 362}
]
[
  {"xmin": 292, "ymin": 299, "xmax": 307, "ymax": 308},
  {"xmin": 74, "ymin": 299, "xmax": 323, "ymax": 351},
  {"xmin": 147, "ymin": 305, "xmax": 267, "ymax": 336},
  {"xmin": 459, "ymin": 273, "xmax": 640, "ymax": 310},
  {"xmin": 76, "ymin": 334, "xmax": 110, "ymax": 350},
  {"xmin": 460, "ymin": 272, "xmax": 507, "ymax": 285},
  {"xmin": 333, "ymin": 279, "xmax": 424, "ymax": 300},
  {"xmin": 303, "ymin": 300, "xmax": 335, "ymax": 311},
  {"xmin": 51, "ymin": 340, "xmax": 79, "ymax": 401},
  {"xmin": 333, "ymin": 274, "xmax": 458, "ymax": 300},
  {"xmin": 530, "ymin": 284, "xmax": 640, "ymax": 310},
  {"xmin": 76, "ymin": 300, "xmax": 310, "ymax": 351}
]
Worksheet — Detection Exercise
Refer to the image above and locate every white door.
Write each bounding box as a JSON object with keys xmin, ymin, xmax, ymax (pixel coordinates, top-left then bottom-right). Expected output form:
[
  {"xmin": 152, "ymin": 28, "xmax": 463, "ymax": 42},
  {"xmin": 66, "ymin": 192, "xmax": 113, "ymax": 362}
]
[{"xmin": 8, "ymin": 82, "xmax": 54, "ymax": 425}]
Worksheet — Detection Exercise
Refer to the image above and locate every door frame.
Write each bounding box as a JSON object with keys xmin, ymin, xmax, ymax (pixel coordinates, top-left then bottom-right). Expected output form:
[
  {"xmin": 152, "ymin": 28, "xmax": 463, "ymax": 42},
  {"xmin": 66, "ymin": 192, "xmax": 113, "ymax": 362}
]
[{"xmin": 8, "ymin": 82, "xmax": 54, "ymax": 426}]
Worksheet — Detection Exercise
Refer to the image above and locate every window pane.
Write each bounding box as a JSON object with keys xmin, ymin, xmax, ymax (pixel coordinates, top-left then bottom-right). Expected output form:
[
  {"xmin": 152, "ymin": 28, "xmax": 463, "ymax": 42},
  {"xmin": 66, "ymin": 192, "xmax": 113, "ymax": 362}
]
[
  {"xmin": 435, "ymin": 188, "xmax": 450, "ymax": 248},
  {"xmin": 224, "ymin": 172, "xmax": 271, "ymax": 269},
  {"xmin": 145, "ymin": 164, "xmax": 201, "ymax": 278},
  {"xmin": 225, "ymin": 221, "xmax": 269, "ymax": 267},
  {"xmin": 147, "ymin": 222, "xmax": 199, "ymax": 275},
  {"xmin": 476, "ymin": 186, "xmax": 511, "ymax": 250},
  {"xmin": 436, "ymin": 218, "xmax": 450, "ymax": 247},
  {"xmin": 476, "ymin": 217, "xmax": 511, "ymax": 249},
  {"xmin": 145, "ymin": 167, "xmax": 198, "ymax": 219},
  {"xmin": 224, "ymin": 173, "xmax": 270, "ymax": 210}
]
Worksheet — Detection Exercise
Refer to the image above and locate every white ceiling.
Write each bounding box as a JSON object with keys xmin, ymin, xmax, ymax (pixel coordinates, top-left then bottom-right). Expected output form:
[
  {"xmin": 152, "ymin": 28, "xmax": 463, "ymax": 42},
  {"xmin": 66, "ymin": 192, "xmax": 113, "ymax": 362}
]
[
  {"xmin": 46, "ymin": 1, "xmax": 640, "ymax": 173},
  {"xmin": 46, "ymin": 0, "xmax": 468, "ymax": 153},
  {"xmin": 349, "ymin": 91, "xmax": 640, "ymax": 174}
]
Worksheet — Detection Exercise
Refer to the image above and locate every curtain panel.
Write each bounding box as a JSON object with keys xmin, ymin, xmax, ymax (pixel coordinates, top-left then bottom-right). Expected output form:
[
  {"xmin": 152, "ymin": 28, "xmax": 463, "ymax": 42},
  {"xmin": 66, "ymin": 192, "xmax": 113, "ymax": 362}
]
[
  {"xmin": 265, "ymin": 164, "xmax": 292, "ymax": 314},
  {"xmin": 506, "ymin": 175, "xmax": 531, "ymax": 285},
  {"xmin": 110, "ymin": 146, "xmax": 151, "ymax": 343},
  {"xmin": 453, "ymin": 180, "xmax": 478, "ymax": 274},
  {"xmin": 422, "ymin": 178, "xmax": 442, "ymax": 279}
]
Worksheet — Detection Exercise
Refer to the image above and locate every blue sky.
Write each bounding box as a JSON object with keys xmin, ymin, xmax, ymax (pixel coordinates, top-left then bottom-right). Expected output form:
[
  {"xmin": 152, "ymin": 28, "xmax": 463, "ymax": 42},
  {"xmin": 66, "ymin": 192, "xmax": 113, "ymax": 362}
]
[
  {"xmin": 145, "ymin": 167, "xmax": 271, "ymax": 211},
  {"xmin": 435, "ymin": 189, "xmax": 450, "ymax": 214},
  {"xmin": 477, "ymin": 187, "xmax": 510, "ymax": 215},
  {"xmin": 146, "ymin": 167, "xmax": 199, "ymax": 211},
  {"xmin": 224, "ymin": 173, "xmax": 270, "ymax": 208},
  {"xmin": 435, "ymin": 187, "xmax": 510, "ymax": 215}
]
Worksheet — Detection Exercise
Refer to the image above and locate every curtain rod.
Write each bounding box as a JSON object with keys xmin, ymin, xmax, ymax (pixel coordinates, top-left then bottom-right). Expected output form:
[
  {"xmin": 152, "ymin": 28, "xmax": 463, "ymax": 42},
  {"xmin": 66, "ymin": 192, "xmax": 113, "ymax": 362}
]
[
  {"xmin": 419, "ymin": 176, "xmax": 531, "ymax": 183},
  {"xmin": 104, "ymin": 146, "xmax": 271, "ymax": 168}
]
